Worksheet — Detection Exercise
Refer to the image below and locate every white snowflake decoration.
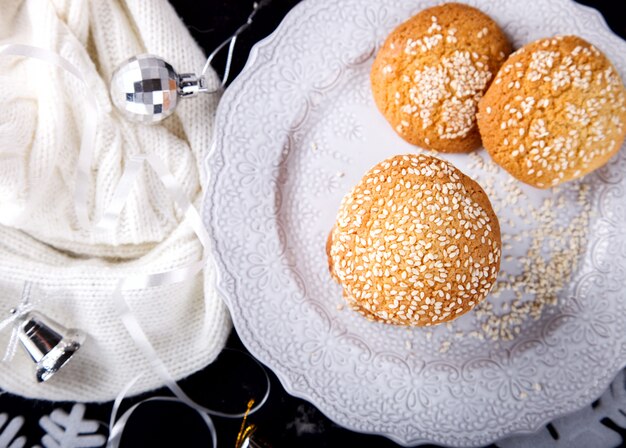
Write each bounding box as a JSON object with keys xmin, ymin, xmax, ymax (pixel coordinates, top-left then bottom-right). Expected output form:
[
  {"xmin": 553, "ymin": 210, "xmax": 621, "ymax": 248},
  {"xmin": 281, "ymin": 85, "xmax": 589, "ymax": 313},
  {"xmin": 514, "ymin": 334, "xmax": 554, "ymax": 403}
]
[
  {"xmin": 38, "ymin": 404, "xmax": 105, "ymax": 448},
  {"xmin": 0, "ymin": 412, "xmax": 26, "ymax": 448}
]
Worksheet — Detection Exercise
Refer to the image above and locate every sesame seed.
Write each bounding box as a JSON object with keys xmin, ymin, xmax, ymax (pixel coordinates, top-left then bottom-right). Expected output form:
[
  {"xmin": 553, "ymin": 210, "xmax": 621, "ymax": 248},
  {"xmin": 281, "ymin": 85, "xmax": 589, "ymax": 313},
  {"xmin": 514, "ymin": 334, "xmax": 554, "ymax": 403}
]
[
  {"xmin": 329, "ymin": 154, "xmax": 500, "ymax": 327},
  {"xmin": 487, "ymin": 37, "xmax": 626, "ymax": 188},
  {"xmin": 403, "ymin": 48, "xmax": 493, "ymax": 139}
]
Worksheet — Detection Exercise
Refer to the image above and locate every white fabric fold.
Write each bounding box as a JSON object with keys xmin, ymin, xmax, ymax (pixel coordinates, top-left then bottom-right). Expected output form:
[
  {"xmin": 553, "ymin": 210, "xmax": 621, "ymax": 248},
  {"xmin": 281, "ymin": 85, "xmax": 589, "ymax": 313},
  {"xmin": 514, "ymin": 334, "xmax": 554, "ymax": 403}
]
[{"xmin": 0, "ymin": 0, "xmax": 231, "ymax": 401}]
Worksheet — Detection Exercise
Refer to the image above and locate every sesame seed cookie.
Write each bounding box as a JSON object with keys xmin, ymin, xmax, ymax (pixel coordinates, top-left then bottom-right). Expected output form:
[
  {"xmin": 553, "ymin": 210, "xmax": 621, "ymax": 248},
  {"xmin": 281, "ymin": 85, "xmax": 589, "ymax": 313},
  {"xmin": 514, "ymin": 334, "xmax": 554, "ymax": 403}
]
[
  {"xmin": 328, "ymin": 154, "xmax": 501, "ymax": 326},
  {"xmin": 370, "ymin": 3, "xmax": 511, "ymax": 153},
  {"xmin": 477, "ymin": 35, "xmax": 626, "ymax": 188}
]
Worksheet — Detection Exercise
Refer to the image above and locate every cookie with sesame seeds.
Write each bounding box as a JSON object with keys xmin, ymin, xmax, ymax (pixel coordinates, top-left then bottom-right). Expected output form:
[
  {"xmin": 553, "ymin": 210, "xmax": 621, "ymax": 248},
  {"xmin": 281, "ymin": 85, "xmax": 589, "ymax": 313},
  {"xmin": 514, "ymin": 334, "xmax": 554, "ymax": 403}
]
[
  {"xmin": 328, "ymin": 154, "xmax": 501, "ymax": 326},
  {"xmin": 370, "ymin": 3, "xmax": 511, "ymax": 153},
  {"xmin": 477, "ymin": 35, "xmax": 626, "ymax": 188}
]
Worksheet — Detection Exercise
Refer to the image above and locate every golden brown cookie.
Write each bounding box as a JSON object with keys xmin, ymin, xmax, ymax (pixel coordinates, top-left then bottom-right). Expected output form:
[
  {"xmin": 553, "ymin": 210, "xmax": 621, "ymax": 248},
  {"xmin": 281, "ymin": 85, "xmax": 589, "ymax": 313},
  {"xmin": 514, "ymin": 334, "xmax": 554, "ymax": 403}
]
[
  {"xmin": 328, "ymin": 154, "xmax": 501, "ymax": 326},
  {"xmin": 477, "ymin": 35, "xmax": 626, "ymax": 188},
  {"xmin": 371, "ymin": 3, "xmax": 511, "ymax": 153}
]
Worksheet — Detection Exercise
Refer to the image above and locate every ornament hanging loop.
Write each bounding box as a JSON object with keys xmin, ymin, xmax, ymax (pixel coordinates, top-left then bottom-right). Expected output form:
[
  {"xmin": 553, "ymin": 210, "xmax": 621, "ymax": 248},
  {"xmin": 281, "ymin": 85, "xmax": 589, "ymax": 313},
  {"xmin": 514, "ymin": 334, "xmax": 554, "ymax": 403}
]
[{"xmin": 110, "ymin": 0, "xmax": 270, "ymax": 123}]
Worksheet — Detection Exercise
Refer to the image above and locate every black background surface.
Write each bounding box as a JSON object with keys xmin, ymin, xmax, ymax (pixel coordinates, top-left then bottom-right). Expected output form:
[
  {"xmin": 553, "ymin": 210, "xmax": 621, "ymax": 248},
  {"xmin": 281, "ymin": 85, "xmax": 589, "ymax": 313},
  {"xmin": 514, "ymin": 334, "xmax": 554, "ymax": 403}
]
[{"xmin": 2, "ymin": 1, "xmax": 626, "ymax": 447}]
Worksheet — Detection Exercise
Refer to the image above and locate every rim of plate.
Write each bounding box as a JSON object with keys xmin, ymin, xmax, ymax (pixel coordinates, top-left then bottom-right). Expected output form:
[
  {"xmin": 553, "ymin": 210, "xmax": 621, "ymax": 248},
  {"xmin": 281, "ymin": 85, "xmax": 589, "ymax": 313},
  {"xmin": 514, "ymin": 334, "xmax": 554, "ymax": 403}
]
[{"xmin": 204, "ymin": 0, "xmax": 626, "ymax": 445}]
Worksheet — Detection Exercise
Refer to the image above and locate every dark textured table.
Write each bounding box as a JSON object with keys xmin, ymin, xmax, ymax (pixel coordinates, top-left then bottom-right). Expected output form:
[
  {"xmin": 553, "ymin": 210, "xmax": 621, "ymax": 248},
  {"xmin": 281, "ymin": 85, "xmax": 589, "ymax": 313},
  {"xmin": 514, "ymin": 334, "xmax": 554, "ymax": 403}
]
[{"xmin": 2, "ymin": 1, "xmax": 625, "ymax": 447}]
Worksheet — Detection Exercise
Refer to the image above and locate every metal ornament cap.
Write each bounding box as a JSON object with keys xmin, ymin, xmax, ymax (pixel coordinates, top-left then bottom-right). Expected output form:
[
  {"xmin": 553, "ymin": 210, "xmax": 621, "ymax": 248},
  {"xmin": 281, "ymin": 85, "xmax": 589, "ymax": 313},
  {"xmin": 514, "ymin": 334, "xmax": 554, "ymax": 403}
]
[
  {"xmin": 110, "ymin": 54, "xmax": 180, "ymax": 124},
  {"xmin": 17, "ymin": 311, "xmax": 86, "ymax": 383}
]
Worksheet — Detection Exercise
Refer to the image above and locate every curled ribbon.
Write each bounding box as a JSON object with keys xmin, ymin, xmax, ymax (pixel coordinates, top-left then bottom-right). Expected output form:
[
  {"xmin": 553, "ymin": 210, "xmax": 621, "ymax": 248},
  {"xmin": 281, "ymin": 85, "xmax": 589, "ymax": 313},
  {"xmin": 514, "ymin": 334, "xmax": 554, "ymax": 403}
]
[
  {"xmin": 0, "ymin": 282, "xmax": 34, "ymax": 363},
  {"xmin": 0, "ymin": 44, "xmax": 98, "ymax": 230},
  {"xmin": 107, "ymin": 154, "xmax": 270, "ymax": 446},
  {"xmin": 1, "ymin": 1, "xmax": 271, "ymax": 445},
  {"xmin": 107, "ymin": 350, "xmax": 271, "ymax": 448},
  {"xmin": 200, "ymin": 0, "xmax": 270, "ymax": 88}
]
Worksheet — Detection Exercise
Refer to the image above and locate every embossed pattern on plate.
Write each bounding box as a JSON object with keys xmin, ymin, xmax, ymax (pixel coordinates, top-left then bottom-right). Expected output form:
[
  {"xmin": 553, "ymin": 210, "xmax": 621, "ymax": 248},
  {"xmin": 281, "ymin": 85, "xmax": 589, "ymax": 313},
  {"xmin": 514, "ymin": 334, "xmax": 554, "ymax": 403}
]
[{"xmin": 203, "ymin": 0, "xmax": 626, "ymax": 445}]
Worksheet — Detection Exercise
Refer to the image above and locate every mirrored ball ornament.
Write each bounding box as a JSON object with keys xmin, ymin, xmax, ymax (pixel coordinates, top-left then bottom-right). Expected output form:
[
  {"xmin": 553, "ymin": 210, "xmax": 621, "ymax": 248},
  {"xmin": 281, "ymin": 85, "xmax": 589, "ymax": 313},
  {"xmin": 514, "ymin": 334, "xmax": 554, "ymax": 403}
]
[
  {"xmin": 110, "ymin": 54, "xmax": 206, "ymax": 124},
  {"xmin": 110, "ymin": 55, "xmax": 178, "ymax": 123}
]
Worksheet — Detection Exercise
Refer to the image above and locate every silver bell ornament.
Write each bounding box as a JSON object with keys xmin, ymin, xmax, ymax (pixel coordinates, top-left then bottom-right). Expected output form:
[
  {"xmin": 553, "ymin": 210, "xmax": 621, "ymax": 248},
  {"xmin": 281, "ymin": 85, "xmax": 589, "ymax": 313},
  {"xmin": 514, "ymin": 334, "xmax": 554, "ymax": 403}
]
[
  {"xmin": 110, "ymin": 54, "xmax": 209, "ymax": 124},
  {"xmin": 16, "ymin": 310, "xmax": 86, "ymax": 383}
]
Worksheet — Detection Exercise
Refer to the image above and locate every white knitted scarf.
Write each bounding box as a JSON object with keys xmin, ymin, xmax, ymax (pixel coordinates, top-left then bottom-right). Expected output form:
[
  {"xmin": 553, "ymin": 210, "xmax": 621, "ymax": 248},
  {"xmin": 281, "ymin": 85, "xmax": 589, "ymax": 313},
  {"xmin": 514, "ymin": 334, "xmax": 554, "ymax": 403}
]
[{"xmin": 0, "ymin": 0, "xmax": 231, "ymax": 401}]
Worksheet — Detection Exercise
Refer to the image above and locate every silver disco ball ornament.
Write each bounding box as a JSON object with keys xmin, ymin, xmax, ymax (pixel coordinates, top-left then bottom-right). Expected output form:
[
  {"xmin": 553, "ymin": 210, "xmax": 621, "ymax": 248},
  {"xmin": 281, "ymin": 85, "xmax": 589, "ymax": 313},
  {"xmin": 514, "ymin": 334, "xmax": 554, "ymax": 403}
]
[{"xmin": 110, "ymin": 54, "xmax": 206, "ymax": 124}]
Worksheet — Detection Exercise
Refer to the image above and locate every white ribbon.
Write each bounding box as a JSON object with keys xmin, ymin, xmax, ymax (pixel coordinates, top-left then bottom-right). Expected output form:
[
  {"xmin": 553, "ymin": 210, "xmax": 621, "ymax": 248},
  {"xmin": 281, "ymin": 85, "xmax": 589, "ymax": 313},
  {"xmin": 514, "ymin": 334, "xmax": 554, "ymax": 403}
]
[
  {"xmin": 1, "ymin": 2, "xmax": 271, "ymax": 444},
  {"xmin": 0, "ymin": 44, "xmax": 98, "ymax": 230},
  {"xmin": 107, "ymin": 350, "xmax": 271, "ymax": 448},
  {"xmin": 200, "ymin": 0, "xmax": 267, "ymax": 88},
  {"xmin": 0, "ymin": 282, "xmax": 34, "ymax": 363},
  {"xmin": 106, "ymin": 153, "xmax": 270, "ymax": 446},
  {"xmin": 0, "ymin": 0, "xmax": 268, "ymax": 226}
]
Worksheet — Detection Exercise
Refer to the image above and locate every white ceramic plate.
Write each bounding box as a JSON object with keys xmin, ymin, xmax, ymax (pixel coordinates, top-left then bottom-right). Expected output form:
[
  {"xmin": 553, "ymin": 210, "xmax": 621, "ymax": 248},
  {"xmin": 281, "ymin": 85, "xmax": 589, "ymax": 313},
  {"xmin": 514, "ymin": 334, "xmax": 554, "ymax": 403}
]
[{"xmin": 203, "ymin": 0, "xmax": 626, "ymax": 445}]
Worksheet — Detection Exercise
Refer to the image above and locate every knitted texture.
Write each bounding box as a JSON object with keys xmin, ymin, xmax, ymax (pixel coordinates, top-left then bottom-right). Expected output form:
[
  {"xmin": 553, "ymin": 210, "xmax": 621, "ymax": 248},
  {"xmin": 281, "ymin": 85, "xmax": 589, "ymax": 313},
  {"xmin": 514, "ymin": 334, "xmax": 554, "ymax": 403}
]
[{"xmin": 0, "ymin": 0, "xmax": 231, "ymax": 401}]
